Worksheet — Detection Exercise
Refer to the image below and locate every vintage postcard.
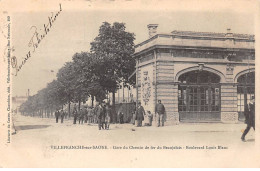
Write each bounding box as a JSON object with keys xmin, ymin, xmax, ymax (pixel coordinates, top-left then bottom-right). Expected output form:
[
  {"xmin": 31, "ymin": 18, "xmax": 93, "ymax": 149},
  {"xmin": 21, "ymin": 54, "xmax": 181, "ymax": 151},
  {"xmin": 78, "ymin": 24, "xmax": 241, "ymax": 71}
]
[{"xmin": 0, "ymin": 0, "xmax": 259, "ymax": 168}]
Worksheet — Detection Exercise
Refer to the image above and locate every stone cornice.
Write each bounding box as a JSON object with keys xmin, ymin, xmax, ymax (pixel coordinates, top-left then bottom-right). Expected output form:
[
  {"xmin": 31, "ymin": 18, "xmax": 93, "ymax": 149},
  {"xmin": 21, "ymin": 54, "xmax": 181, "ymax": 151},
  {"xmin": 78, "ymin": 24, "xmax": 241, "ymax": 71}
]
[
  {"xmin": 134, "ymin": 44, "xmax": 255, "ymax": 58},
  {"xmin": 135, "ymin": 32, "xmax": 255, "ymax": 49}
]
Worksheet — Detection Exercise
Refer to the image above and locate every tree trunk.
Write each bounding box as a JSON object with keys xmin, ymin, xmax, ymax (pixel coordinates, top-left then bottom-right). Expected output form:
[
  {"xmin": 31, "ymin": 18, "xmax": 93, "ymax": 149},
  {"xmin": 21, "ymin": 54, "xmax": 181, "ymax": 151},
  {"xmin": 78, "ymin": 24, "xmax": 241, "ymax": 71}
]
[
  {"xmin": 91, "ymin": 95, "xmax": 94, "ymax": 107},
  {"xmin": 112, "ymin": 89, "xmax": 116, "ymax": 123},
  {"xmin": 68, "ymin": 101, "xmax": 71, "ymax": 118},
  {"xmin": 78, "ymin": 100, "xmax": 81, "ymax": 111},
  {"xmin": 51, "ymin": 108, "xmax": 53, "ymax": 118}
]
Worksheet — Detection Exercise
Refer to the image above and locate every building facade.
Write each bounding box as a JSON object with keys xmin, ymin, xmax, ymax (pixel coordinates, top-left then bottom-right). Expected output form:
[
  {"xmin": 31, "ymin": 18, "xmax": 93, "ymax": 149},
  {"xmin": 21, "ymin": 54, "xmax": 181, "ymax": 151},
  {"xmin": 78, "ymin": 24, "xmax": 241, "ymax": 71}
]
[
  {"xmin": 12, "ymin": 96, "xmax": 28, "ymax": 114},
  {"xmin": 134, "ymin": 24, "xmax": 255, "ymax": 124}
]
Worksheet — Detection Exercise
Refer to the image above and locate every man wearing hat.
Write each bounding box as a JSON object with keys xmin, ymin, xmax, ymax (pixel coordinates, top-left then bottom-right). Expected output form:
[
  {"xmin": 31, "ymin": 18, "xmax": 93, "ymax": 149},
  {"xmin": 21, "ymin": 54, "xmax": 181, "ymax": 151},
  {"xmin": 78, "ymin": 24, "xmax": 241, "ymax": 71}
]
[
  {"xmin": 241, "ymin": 96, "xmax": 255, "ymax": 142},
  {"xmin": 54, "ymin": 109, "xmax": 60, "ymax": 123},
  {"xmin": 136, "ymin": 102, "xmax": 145, "ymax": 127},
  {"xmin": 60, "ymin": 109, "xmax": 65, "ymax": 123},
  {"xmin": 78, "ymin": 108, "xmax": 85, "ymax": 124},
  {"xmin": 96, "ymin": 102, "xmax": 105, "ymax": 130},
  {"xmin": 72, "ymin": 104, "xmax": 78, "ymax": 124}
]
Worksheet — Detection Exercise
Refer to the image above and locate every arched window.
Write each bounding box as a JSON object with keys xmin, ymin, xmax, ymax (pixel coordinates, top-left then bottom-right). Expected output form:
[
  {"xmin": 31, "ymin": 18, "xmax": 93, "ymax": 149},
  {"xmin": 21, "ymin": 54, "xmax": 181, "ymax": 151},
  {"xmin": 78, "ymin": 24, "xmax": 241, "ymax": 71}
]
[
  {"xmin": 237, "ymin": 72, "xmax": 255, "ymax": 121},
  {"xmin": 178, "ymin": 70, "xmax": 221, "ymax": 122}
]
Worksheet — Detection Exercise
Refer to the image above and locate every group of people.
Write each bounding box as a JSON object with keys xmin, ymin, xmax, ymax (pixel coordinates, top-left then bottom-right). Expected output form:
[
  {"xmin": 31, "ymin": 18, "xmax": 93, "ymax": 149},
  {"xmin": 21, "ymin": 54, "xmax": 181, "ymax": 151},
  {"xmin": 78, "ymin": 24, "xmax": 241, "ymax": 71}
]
[
  {"xmin": 54, "ymin": 109, "xmax": 67, "ymax": 123},
  {"xmin": 70, "ymin": 102, "xmax": 112, "ymax": 130},
  {"xmin": 54, "ymin": 100, "xmax": 167, "ymax": 130},
  {"xmin": 54, "ymin": 96, "xmax": 255, "ymax": 141},
  {"xmin": 132, "ymin": 100, "xmax": 166, "ymax": 127}
]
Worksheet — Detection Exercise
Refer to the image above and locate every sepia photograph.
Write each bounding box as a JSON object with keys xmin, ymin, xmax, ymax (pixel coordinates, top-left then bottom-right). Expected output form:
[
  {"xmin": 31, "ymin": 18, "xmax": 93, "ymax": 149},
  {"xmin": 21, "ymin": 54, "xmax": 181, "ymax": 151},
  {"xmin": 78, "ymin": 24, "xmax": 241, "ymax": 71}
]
[{"xmin": 0, "ymin": 0, "xmax": 259, "ymax": 168}]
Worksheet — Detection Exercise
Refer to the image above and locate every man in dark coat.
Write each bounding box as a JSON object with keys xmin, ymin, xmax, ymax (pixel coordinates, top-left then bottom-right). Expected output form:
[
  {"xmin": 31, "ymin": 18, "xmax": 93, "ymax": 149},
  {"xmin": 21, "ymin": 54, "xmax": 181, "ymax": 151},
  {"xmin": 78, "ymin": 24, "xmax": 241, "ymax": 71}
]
[
  {"xmin": 78, "ymin": 108, "xmax": 85, "ymax": 124},
  {"xmin": 102, "ymin": 103, "xmax": 106, "ymax": 128},
  {"xmin": 72, "ymin": 105, "xmax": 78, "ymax": 124},
  {"xmin": 136, "ymin": 102, "xmax": 145, "ymax": 127},
  {"xmin": 155, "ymin": 100, "xmax": 166, "ymax": 127},
  {"xmin": 60, "ymin": 109, "xmax": 65, "ymax": 123},
  {"xmin": 84, "ymin": 106, "xmax": 88, "ymax": 123},
  {"xmin": 55, "ymin": 109, "xmax": 60, "ymax": 123},
  {"xmin": 96, "ymin": 102, "xmax": 105, "ymax": 130},
  {"xmin": 241, "ymin": 96, "xmax": 255, "ymax": 142},
  {"xmin": 132, "ymin": 102, "xmax": 137, "ymax": 125},
  {"xmin": 87, "ymin": 107, "xmax": 93, "ymax": 123},
  {"xmin": 119, "ymin": 112, "xmax": 124, "ymax": 124}
]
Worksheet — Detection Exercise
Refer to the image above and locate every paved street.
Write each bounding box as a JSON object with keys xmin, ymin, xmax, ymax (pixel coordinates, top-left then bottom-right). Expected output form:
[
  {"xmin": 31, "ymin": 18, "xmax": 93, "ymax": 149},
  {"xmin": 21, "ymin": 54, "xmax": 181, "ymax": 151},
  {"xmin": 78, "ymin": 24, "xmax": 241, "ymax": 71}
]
[{"xmin": 2, "ymin": 114, "xmax": 258, "ymax": 167}]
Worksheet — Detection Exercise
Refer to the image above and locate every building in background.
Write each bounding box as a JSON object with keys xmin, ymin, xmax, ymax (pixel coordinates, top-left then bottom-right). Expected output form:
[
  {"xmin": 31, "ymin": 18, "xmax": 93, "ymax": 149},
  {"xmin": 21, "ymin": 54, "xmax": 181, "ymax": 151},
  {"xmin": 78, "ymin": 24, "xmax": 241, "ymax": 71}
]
[
  {"xmin": 133, "ymin": 24, "xmax": 255, "ymax": 124},
  {"xmin": 12, "ymin": 96, "xmax": 28, "ymax": 114},
  {"xmin": 108, "ymin": 83, "xmax": 136, "ymax": 104}
]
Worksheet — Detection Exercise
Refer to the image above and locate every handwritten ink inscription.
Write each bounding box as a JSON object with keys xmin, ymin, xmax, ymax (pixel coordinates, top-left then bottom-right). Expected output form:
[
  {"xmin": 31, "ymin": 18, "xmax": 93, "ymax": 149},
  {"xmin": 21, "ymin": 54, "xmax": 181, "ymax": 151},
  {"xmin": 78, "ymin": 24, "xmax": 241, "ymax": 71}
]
[{"xmin": 11, "ymin": 4, "xmax": 62, "ymax": 76}]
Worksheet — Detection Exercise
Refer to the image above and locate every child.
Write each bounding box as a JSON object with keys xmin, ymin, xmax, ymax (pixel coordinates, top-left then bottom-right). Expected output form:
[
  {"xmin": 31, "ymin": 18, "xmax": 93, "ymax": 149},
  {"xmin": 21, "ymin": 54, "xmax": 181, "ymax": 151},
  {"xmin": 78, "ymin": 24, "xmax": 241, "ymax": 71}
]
[{"xmin": 147, "ymin": 111, "xmax": 153, "ymax": 126}]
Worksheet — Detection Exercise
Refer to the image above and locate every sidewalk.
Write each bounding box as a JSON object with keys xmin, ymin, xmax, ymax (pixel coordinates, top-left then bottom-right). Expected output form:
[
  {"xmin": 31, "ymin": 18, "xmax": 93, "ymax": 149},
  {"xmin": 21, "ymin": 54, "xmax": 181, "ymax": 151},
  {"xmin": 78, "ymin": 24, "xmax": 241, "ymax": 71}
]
[
  {"xmin": 7, "ymin": 114, "xmax": 256, "ymax": 168},
  {"xmin": 13, "ymin": 113, "xmax": 248, "ymax": 133}
]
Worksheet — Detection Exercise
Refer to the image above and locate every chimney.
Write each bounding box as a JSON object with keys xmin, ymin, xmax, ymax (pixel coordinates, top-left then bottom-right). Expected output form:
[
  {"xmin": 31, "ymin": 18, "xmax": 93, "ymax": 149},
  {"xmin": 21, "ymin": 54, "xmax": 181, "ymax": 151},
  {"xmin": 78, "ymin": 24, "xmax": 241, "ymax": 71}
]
[
  {"xmin": 147, "ymin": 24, "xmax": 158, "ymax": 38},
  {"xmin": 227, "ymin": 28, "xmax": 231, "ymax": 33},
  {"xmin": 225, "ymin": 28, "xmax": 233, "ymax": 37}
]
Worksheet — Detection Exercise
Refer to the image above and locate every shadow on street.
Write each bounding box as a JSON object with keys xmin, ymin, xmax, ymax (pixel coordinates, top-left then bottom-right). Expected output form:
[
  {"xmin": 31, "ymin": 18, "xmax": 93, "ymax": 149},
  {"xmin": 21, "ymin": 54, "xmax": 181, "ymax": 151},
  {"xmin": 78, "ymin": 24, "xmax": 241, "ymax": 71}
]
[{"xmin": 15, "ymin": 125, "xmax": 51, "ymax": 131}]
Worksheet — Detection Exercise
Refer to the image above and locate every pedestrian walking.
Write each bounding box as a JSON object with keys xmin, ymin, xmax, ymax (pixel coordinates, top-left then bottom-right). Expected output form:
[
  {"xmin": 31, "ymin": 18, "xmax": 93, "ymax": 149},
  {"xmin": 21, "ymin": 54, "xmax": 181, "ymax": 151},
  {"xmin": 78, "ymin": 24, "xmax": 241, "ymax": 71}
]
[
  {"xmin": 72, "ymin": 105, "xmax": 78, "ymax": 124},
  {"xmin": 136, "ymin": 102, "xmax": 145, "ymax": 127},
  {"xmin": 241, "ymin": 96, "xmax": 255, "ymax": 142},
  {"xmin": 55, "ymin": 109, "xmax": 60, "ymax": 123},
  {"xmin": 60, "ymin": 109, "xmax": 65, "ymax": 123},
  {"xmin": 105, "ymin": 104, "xmax": 111, "ymax": 129},
  {"xmin": 155, "ymin": 100, "xmax": 165, "ymax": 127}
]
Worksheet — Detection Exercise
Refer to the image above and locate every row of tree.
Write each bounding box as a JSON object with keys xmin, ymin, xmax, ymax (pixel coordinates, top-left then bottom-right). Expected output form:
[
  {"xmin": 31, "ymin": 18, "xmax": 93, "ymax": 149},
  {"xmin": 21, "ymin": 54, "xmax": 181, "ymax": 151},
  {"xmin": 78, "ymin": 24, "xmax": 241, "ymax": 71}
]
[{"xmin": 19, "ymin": 22, "xmax": 136, "ymax": 120}]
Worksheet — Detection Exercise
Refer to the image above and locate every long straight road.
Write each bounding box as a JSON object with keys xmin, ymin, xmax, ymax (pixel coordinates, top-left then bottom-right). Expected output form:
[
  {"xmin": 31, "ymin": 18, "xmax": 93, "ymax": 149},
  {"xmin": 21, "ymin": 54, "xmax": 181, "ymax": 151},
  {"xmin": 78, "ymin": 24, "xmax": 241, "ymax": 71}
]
[{"xmin": 1, "ymin": 114, "xmax": 258, "ymax": 167}]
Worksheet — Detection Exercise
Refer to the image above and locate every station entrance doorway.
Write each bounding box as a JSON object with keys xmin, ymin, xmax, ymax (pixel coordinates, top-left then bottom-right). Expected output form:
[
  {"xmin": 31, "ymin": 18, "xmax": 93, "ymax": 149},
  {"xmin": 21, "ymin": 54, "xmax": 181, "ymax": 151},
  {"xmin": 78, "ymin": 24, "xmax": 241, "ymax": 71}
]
[{"xmin": 178, "ymin": 70, "xmax": 221, "ymax": 122}]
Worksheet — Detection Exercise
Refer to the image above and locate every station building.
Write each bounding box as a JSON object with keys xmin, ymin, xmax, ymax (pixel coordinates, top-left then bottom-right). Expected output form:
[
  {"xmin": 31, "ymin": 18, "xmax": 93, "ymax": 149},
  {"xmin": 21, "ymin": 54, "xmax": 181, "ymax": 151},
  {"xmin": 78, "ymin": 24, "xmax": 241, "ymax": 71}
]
[{"xmin": 133, "ymin": 24, "xmax": 255, "ymax": 124}]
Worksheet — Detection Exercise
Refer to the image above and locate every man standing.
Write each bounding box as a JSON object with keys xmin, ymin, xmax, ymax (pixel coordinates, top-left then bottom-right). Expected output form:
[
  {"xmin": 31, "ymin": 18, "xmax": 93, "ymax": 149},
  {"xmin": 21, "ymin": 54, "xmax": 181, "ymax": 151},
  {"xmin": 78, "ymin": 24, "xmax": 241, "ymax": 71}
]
[
  {"xmin": 102, "ymin": 103, "xmax": 106, "ymax": 128},
  {"xmin": 155, "ymin": 100, "xmax": 165, "ymax": 127},
  {"xmin": 136, "ymin": 102, "xmax": 145, "ymax": 127},
  {"xmin": 105, "ymin": 104, "xmax": 111, "ymax": 130},
  {"xmin": 55, "ymin": 109, "xmax": 60, "ymax": 123},
  {"xmin": 132, "ymin": 102, "xmax": 136, "ymax": 125},
  {"xmin": 87, "ymin": 107, "xmax": 93, "ymax": 123},
  {"xmin": 241, "ymin": 96, "xmax": 255, "ymax": 142},
  {"xmin": 93, "ymin": 105, "xmax": 98, "ymax": 124},
  {"xmin": 78, "ymin": 108, "xmax": 84, "ymax": 124},
  {"xmin": 60, "ymin": 109, "xmax": 65, "ymax": 124},
  {"xmin": 72, "ymin": 104, "xmax": 78, "ymax": 124},
  {"xmin": 96, "ymin": 102, "xmax": 105, "ymax": 130},
  {"xmin": 119, "ymin": 112, "xmax": 124, "ymax": 124},
  {"xmin": 84, "ymin": 106, "xmax": 88, "ymax": 123}
]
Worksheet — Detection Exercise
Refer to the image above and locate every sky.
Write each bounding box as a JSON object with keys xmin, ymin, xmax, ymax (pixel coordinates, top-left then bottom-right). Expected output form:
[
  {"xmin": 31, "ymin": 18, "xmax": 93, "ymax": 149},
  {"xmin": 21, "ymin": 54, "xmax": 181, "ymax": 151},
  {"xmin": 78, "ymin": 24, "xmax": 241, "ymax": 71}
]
[{"xmin": 11, "ymin": 0, "xmax": 255, "ymax": 97}]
